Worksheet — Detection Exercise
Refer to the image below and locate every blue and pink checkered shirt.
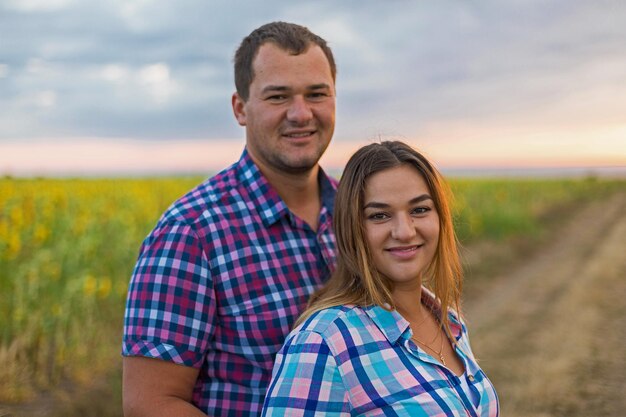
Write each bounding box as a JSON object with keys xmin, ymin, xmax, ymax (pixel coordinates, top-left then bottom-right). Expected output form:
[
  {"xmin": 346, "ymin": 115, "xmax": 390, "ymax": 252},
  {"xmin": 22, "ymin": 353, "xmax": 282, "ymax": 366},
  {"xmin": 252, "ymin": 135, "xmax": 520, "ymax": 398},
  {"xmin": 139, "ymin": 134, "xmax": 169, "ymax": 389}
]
[
  {"xmin": 263, "ymin": 293, "xmax": 500, "ymax": 416},
  {"xmin": 123, "ymin": 148, "xmax": 337, "ymax": 416}
]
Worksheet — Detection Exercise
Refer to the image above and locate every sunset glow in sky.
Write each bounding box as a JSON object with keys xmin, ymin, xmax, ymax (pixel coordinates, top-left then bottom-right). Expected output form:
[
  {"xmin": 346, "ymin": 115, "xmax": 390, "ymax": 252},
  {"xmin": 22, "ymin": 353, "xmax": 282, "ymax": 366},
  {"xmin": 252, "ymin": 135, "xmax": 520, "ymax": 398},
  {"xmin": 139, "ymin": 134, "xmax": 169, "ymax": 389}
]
[{"xmin": 1, "ymin": 1, "xmax": 625, "ymax": 176}]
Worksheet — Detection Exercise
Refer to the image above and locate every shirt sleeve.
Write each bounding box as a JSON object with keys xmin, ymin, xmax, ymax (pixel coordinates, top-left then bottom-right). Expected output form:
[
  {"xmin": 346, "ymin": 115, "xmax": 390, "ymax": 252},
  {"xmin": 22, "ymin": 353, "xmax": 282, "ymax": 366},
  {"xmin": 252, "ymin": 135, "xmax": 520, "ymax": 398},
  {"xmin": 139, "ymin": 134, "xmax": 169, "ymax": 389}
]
[
  {"xmin": 122, "ymin": 220, "xmax": 214, "ymax": 368},
  {"xmin": 262, "ymin": 330, "xmax": 350, "ymax": 416}
]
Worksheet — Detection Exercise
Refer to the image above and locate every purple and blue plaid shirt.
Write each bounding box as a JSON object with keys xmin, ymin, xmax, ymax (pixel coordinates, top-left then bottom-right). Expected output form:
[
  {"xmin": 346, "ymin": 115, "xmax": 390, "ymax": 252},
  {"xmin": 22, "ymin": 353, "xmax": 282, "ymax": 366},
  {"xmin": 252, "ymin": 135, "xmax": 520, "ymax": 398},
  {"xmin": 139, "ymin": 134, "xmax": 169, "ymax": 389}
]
[
  {"xmin": 123, "ymin": 148, "xmax": 337, "ymax": 416},
  {"xmin": 263, "ymin": 293, "xmax": 499, "ymax": 416}
]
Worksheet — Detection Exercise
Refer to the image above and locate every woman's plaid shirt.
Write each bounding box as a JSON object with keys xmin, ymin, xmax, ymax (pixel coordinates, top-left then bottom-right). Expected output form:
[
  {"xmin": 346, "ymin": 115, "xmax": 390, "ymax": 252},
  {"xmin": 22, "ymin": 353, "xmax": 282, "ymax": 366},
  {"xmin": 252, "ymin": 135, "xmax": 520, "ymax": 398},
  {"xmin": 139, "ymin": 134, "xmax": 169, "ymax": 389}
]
[{"xmin": 263, "ymin": 300, "xmax": 499, "ymax": 416}]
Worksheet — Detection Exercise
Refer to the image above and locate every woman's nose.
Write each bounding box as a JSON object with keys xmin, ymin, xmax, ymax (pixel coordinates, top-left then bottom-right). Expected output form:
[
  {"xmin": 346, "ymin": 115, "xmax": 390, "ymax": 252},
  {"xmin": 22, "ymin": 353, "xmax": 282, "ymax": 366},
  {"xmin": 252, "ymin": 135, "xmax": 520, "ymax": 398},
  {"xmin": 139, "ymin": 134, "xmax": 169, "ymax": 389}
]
[{"xmin": 391, "ymin": 214, "xmax": 416, "ymax": 241}]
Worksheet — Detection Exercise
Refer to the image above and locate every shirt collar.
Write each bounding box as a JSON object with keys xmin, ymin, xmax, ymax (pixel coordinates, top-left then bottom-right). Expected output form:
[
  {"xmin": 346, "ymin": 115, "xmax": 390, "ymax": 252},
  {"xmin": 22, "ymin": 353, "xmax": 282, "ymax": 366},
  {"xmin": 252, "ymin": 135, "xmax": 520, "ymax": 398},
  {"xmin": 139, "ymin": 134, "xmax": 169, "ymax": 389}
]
[
  {"xmin": 363, "ymin": 305, "xmax": 409, "ymax": 345},
  {"xmin": 235, "ymin": 147, "xmax": 337, "ymax": 227},
  {"xmin": 318, "ymin": 167, "xmax": 337, "ymax": 216},
  {"xmin": 420, "ymin": 289, "xmax": 464, "ymax": 340},
  {"xmin": 363, "ymin": 290, "xmax": 463, "ymax": 345}
]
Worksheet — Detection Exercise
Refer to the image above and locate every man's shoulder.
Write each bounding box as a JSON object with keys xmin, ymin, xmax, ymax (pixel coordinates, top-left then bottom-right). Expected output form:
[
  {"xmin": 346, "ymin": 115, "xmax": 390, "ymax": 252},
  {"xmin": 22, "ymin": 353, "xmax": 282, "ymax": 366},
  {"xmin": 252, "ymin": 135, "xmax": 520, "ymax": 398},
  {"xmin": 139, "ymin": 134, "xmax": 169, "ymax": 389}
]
[{"xmin": 161, "ymin": 161, "xmax": 246, "ymax": 225}]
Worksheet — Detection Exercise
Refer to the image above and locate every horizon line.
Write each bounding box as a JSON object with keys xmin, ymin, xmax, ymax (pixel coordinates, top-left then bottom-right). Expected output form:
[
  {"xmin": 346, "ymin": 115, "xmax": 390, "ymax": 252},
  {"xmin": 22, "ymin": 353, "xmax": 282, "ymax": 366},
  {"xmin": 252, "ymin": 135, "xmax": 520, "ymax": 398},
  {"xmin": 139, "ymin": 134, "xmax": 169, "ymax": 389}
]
[{"xmin": 3, "ymin": 165, "xmax": 625, "ymax": 180}]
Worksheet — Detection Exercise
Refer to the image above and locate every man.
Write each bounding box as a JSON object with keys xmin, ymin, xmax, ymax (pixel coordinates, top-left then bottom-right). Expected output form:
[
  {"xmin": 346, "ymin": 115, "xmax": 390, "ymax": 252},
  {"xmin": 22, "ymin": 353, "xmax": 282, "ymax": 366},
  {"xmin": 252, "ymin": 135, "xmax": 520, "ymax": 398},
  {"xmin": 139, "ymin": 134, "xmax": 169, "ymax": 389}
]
[{"xmin": 122, "ymin": 22, "xmax": 338, "ymax": 417}]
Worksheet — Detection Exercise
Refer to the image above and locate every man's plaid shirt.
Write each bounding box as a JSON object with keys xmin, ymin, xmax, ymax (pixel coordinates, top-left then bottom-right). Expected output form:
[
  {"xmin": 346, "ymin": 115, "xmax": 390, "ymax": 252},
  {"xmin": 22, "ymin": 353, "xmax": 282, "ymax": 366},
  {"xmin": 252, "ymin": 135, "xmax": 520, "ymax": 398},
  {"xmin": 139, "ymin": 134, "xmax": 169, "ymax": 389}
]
[{"xmin": 123, "ymin": 148, "xmax": 337, "ymax": 416}]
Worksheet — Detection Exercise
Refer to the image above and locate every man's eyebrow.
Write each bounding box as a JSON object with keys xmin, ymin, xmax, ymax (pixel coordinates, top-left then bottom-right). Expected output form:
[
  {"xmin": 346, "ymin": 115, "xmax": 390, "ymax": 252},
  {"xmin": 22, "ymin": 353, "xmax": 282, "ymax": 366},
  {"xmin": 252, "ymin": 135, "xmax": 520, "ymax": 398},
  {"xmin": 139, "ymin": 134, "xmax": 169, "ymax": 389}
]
[
  {"xmin": 261, "ymin": 85, "xmax": 290, "ymax": 94},
  {"xmin": 363, "ymin": 194, "xmax": 432, "ymax": 209},
  {"xmin": 261, "ymin": 83, "xmax": 332, "ymax": 94},
  {"xmin": 309, "ymin": 83, "xmax": 332, "ymax": 90}
]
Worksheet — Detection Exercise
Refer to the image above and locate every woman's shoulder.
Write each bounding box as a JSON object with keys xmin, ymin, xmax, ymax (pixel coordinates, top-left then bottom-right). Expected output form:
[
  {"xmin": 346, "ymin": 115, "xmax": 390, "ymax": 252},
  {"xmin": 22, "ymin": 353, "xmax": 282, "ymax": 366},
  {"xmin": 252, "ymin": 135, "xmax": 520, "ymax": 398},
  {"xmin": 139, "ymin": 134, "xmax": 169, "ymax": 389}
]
[
  {"xmin": 295, "ymin": 305, "xmax": 362, "ymax": 334},
  {"xmin": 294, "ymin": 305, "xmax": 388, "ymax": 341},
  {"xmin": 290, "ymin": 305, "xmax": 390, "ymax": 348}
]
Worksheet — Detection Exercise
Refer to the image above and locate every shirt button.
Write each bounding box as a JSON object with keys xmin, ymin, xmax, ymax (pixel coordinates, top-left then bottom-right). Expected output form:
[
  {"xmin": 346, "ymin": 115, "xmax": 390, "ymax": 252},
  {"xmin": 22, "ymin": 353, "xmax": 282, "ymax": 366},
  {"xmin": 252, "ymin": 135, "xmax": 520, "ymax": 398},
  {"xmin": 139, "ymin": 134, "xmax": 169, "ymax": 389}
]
[{"xmin": 468, "ymin": 375, "xmax": 475, "ymax": 382}]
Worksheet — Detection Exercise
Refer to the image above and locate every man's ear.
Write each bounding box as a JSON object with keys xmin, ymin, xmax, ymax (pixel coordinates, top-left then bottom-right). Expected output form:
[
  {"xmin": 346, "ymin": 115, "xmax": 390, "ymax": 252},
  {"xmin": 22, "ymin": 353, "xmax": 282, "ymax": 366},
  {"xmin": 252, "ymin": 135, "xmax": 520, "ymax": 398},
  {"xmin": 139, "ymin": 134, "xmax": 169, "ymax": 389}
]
[{"xmin": 232, "ymin": 93, "xmax": 247, "ymax": 126}]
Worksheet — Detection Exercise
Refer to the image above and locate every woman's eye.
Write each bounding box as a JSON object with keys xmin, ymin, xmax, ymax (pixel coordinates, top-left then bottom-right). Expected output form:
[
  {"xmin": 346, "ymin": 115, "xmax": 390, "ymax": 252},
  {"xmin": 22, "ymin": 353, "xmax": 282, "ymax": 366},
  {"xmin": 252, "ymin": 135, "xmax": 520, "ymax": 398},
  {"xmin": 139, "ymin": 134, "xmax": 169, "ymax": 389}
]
[
  {"xmin": 368, "ymin": 212, "xmax": 388, "ymax": 221},
  {"xmin": 412, "ymin": 207, "xmax": 431, "ymax": 215}
]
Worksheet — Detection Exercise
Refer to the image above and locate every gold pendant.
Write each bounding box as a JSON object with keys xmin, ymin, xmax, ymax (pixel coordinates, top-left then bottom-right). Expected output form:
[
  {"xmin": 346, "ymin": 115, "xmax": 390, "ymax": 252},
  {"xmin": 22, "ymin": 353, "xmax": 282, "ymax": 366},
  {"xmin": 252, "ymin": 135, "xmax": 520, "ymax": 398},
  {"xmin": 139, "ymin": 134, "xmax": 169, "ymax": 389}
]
[{"xmin": 440, "ymin": 354, "xmax": 446, "ymax": 366}]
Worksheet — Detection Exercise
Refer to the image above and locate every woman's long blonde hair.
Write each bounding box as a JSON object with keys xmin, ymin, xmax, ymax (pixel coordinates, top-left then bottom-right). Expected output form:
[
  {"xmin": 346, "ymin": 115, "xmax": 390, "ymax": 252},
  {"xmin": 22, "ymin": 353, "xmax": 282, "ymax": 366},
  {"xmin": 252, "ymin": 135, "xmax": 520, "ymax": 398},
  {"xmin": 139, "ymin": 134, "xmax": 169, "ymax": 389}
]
[{"xmin": 297, "ymin": 141, "xmax": 463, "ymax": 340}]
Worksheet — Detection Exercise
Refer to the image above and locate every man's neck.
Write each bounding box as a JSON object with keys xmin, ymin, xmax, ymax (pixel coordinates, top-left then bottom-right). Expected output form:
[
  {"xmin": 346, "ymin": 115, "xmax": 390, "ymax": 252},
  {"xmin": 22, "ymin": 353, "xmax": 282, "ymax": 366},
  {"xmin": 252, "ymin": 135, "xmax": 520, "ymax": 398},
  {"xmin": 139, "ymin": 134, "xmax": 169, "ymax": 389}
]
[{"xmin": 258, "ymin": 163, "xmax": 322, "ymax": 231}]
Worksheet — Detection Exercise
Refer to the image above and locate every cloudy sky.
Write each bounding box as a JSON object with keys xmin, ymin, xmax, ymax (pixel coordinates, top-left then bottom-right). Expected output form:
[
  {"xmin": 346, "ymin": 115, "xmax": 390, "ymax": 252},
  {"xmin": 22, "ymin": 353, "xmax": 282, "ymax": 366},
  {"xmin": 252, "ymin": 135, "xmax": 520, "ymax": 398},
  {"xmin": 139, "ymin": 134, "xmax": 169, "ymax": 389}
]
[{"xmin": 1, "ymin": 0, "xmax": 625, "ymax": 175}]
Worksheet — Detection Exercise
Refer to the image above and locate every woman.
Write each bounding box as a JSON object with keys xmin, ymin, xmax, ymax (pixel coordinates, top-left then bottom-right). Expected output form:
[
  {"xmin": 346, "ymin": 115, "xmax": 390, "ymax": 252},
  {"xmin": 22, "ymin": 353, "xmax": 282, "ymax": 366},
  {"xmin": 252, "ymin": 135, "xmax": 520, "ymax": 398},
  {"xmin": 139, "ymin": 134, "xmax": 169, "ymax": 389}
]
[{"xmin": 262, "ymin": 141, "xmax": 499, "ymax": 416}]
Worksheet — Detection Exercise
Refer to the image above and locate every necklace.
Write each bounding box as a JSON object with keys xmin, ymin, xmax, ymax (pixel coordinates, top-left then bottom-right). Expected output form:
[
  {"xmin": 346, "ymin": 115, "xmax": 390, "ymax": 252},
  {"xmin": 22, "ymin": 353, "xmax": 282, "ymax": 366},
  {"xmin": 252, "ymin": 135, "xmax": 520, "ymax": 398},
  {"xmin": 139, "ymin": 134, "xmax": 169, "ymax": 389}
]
[{"xmin": 411, "ymin": 330, "xmax": 446, "ymax": 366}]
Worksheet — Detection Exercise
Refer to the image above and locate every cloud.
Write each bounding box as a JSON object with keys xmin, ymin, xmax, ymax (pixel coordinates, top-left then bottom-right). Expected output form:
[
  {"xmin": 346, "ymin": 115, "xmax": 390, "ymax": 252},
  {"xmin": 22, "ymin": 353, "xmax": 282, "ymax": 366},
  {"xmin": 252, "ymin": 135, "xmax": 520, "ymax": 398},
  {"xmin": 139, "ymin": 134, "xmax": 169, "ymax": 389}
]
[
  {"xmin": 100, "ymin": 64, "xmax": 131, "ymax": 83},
  {"xmin": 34, "ymin": 90, "xmax": 57, "ymax": 108},
  {"xmin": 25, "ymin": 58, "xmax": 47, "ymax": 74},
  {"xmin": 137, "ymin": 63, "xmax": 177, "ymax": 105},
  {"xmin": 0, "ymin": 0, "xmax": 625, "ymax": 172},
  {"xmin": 4, "ymin": 0, "xmax": 74, "ymax": 12}
]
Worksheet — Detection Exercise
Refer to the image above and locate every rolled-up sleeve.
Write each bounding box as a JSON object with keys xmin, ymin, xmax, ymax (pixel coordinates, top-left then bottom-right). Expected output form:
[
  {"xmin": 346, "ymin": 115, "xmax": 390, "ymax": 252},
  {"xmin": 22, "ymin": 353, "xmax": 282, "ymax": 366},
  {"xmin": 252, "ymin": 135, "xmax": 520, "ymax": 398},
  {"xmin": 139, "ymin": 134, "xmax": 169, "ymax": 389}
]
[
  {"xmin": 262, "ymin": 331, "xmax": 350, "ymax": 416},
  {"xmin": 122, "ymin": 220, "xmax": 214, "ymax": 368}
]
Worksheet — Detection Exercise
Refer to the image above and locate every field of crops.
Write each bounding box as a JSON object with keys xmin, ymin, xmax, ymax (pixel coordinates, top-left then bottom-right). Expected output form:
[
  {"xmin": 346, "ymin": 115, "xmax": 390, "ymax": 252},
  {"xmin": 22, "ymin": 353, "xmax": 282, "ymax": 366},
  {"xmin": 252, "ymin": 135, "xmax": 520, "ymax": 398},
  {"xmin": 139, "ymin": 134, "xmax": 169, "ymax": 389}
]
[{"xmin": 0, "ymin": 175, "xmax": 624, "ymax": 404}]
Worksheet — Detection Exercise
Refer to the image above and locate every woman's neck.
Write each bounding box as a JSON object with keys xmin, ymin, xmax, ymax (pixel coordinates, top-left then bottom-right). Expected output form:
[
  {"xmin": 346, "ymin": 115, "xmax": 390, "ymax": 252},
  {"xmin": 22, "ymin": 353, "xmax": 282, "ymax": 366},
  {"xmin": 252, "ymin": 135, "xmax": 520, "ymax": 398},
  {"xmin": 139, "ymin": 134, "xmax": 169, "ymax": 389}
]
[{"xmin": 392, "ymin": 283, "xmax": 426, "ymax": 322}]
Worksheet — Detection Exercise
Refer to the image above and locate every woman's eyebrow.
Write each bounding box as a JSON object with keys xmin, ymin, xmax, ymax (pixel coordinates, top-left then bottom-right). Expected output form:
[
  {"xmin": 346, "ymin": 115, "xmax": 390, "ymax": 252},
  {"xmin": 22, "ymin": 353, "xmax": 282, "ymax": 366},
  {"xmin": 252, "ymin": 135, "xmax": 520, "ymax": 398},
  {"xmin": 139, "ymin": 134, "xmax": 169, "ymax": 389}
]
[{"xmin": 363, "ymin": 194, "xmax": 432, "ymax": 209}]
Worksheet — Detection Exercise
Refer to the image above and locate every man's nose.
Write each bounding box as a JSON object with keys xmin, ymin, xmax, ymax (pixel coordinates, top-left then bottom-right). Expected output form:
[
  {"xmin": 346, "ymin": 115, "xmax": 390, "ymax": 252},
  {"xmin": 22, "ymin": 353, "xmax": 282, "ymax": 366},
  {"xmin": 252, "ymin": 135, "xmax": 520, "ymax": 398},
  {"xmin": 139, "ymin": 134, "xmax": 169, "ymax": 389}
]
[{"xmin": 287, "ymin": 96, "xmax": 313, "ymax": 124}]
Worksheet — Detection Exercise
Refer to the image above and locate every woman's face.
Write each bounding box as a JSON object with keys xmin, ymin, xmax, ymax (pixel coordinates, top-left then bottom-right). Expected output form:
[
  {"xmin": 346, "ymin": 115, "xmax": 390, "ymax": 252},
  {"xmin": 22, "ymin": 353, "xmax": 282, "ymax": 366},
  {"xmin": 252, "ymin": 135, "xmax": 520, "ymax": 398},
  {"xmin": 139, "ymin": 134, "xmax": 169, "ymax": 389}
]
[{"xmin": 362, "ymin": 164, "xmax": 440, "ymax": 287}]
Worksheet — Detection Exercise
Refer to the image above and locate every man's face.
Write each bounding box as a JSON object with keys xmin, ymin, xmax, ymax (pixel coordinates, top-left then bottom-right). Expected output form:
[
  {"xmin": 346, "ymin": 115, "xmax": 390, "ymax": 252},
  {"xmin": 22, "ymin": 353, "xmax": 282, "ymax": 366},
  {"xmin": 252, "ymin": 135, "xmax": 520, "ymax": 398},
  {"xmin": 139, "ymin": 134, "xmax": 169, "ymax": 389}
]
[{"xmin": 232, "ymin": 42, "xmax": 336, "ymax": 176}]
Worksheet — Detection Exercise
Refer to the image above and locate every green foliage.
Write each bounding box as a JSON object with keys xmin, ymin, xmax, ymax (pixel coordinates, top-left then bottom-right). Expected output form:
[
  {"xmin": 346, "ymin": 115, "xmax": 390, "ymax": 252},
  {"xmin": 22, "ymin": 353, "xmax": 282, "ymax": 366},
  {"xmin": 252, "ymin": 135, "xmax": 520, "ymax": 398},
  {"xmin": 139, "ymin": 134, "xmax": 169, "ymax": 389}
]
[
  {"xmin": 449, "ymin": 177, "xmax": 623, "ymax": 242},
  {"xmin": 0, "ymin": 175, "xmax": 624, "ymax": 401},
  {"xmin": 0, "ymin": 177, "xmax": 202, "ymax": 400}
]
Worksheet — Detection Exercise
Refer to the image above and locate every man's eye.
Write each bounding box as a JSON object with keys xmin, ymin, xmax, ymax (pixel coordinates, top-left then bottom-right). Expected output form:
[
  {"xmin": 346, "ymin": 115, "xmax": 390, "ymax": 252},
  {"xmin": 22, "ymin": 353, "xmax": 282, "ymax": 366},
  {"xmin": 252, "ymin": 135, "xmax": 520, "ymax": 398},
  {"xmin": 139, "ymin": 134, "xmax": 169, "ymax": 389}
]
[{"xmin": 308, "ymin": 92, "xmax": 330, "ymax": 101}]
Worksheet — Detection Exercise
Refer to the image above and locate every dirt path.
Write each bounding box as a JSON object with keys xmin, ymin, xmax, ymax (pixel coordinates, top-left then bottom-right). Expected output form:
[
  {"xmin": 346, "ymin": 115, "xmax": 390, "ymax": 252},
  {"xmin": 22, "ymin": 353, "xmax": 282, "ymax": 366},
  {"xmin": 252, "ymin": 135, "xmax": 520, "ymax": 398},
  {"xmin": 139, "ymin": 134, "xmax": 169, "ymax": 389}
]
[{"xmin": 463, "ymin": 191, "xmax": 626, "ymax": 417}]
